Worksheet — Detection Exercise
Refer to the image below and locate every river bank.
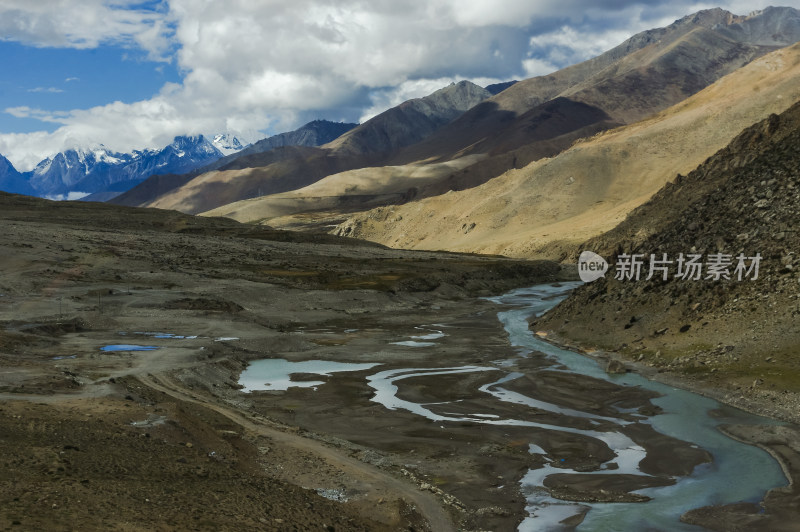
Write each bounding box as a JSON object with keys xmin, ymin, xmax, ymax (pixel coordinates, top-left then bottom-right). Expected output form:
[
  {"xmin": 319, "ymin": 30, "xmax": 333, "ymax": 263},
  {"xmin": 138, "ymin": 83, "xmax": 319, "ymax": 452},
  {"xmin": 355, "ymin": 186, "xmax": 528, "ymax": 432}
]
[
  {"xmin": 2, "ymin": 193, "xmax": 796, "ymax": 530},
  {"xmin": 193, "ymin": 282, "xmax": 793, "ymax": 530},
  {"xmin": 0, "ymin": 193, "xmax": 567, "ymax": 531},
  {"xmin": 531, "ymin": 326, "xmax": 800, "ymax": 531}
]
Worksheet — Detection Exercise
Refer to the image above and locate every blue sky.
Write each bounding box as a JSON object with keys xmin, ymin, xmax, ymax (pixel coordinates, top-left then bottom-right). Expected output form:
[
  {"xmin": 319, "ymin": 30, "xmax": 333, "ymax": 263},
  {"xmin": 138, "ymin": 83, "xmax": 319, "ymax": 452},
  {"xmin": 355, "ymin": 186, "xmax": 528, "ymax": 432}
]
[
  {"xmin": 0, "ymin": 41, "xmax": 181, "ymax": 133},
  {"xmin": 0, "ymin": 0, "xmax": 794, "ymax": 170}
]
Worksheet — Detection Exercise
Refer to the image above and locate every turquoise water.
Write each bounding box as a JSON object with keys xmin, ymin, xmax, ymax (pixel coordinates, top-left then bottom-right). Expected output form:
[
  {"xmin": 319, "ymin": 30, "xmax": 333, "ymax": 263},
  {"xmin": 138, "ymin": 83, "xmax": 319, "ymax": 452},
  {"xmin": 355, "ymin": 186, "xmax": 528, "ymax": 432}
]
[
  {"xmin": 236, "ymin": 284, "xmax": 788, "ymax": 531},
  {"xmin": 490, "ymin": 284, "xmax": 787, "ymax": 531},
  {"xmin": 239, "ymin": 358, "xmax": 380, "ymax": 392}
]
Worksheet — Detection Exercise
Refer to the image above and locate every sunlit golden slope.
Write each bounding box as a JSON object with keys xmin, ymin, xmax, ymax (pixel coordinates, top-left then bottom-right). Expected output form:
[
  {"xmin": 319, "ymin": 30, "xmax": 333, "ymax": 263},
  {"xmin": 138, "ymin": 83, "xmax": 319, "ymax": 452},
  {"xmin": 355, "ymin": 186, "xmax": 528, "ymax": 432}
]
[
  {"xmin": 334, "ymin": 43, "xmax": 800, "ymax": 259},
  {"xmin": 201, "ymin": 155, "xmax": 485, "ymax": 226}
]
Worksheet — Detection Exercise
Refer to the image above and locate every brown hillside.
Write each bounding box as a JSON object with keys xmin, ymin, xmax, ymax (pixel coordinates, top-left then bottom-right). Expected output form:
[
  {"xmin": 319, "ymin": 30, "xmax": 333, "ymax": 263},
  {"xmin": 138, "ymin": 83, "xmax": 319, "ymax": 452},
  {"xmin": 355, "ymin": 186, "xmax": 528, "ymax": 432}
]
[
  {"xmin": 202, "ymin": 7, "xmax": 800, "ymax": 231},
  {"xmin": 335, "ymin": 43, "xmax": 800, "ymax": 259},
  {"xmin": 129, "ymin": 81, "xmax": 490, "ymax": 214},
  {"xmin": 141, "ymin": 145, "xmax": 367, "ymax": 214},
  {"xmin": 201, "ymin": 155, "xmax": 486, "ymax": 226},
  {"xmin": 533, "ymin": 98, "xmax": 800, "ymax": 426}
]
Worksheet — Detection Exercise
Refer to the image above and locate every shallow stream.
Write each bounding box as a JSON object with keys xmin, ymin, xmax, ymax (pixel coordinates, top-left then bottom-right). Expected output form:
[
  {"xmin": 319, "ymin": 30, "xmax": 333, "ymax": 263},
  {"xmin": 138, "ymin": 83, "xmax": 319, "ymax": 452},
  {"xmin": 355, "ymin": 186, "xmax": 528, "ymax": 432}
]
[
  {"xmin": 491, "ymin": 284, "xmax": 787, "ymax": 531},
  {"xmin": 239, "ymin": 283, "xmax": 787, "ymax": 531}
]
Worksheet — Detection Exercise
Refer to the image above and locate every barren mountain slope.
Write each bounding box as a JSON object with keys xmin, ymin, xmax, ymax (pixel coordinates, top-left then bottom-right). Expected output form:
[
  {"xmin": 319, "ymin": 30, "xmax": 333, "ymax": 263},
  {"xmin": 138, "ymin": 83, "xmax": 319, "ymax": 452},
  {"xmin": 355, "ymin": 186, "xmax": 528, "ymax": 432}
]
[
  {"xmin": 111, "ymin": 120, "xmax": 356, "ymax": 209},
  {"xmin": 391, "ymin": 7, "xmax": 800, "ymax": 165},
  {"xmin": 201, "ymin": 7, "xmax": 800, "ymax": 231},
  {"xmin": 231, "ymin": 120, "xmax": 357, "ymax": 161},
  {"xmin": 335, "ymin": 43, "xmax": 800, "ymax": 259},
  {"xmin": 533, "ymin": 98, "xmax": 800, "ymax": 428},
  {"xmin": 204, "ymin": 97, "xmax": 619, "ymax": 228},
  {"xmin": 133, "ymin": 81, "xmax": 491, "ymax": 214},
  {"xmin": 139, "ymin": 145, "xmax": 366, "ymax": 214},
  {"xmin": 326, "ymin": 80, "xmax": 491, "ymax": 156},
  {"xmin": 202, "ymin": 155, "xmax": 486, "ymax": 227}
]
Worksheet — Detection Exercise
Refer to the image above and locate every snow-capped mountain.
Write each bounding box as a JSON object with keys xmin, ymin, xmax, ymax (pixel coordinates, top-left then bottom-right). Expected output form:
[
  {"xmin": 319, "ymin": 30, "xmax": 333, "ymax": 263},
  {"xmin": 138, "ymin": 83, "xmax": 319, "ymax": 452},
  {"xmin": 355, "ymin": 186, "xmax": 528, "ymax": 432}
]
[
  {"xmin": 212, "ymin": 133, "xmax": 247, "ymax": 156},
  {"xmin": 7, "ymin": 134, "xmax": 246, "ymax": 200},
  {"xmin": 28, "ymin": 147, "xmax": 137, "ymax": 198}
]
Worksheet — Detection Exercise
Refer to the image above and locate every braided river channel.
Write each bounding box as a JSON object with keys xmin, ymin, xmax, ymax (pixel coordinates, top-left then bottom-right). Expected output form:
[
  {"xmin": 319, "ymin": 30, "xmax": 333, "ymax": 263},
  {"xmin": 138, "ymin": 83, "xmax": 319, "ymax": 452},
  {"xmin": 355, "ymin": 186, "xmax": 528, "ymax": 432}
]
[{"xmin": 240, "ymin": 283, "xmax": 787, "ymax": 531}]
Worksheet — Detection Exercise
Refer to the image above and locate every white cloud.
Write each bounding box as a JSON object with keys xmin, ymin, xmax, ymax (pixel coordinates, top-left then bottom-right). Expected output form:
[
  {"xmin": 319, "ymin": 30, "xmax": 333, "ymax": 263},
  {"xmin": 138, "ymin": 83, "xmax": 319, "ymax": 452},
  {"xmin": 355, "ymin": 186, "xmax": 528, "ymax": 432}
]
[
  {"xmin": 0, "ymin": 131, "xmax": 68, "ymax": 171},
  {"xmin": 0, "ymin": 0, "xmax": 175, "ymax": 60},
  {"xmin": 525, "ymin": 23, "xmax": 644, "ymax": 73},
  {"xmin": 5, "ymin": 106, "xmax": 70, "ymax": 122},
  {"xmin": 27, "ymin": 87, "xmax": 64, "ymax": 93},
  {"xmin": 0, "ymin": 0, "xmax": 789, "ymax": 170},
  {"xmin": 44, "ymin": 191, "xmax": 91, "ymax": 201},
  {"xmin": 443, "ymin": 0, "xmax": 573, "ymax": 27},
  {"xmin": 522, "ymin": 58, "xmax": 560, "ymax": 78}
]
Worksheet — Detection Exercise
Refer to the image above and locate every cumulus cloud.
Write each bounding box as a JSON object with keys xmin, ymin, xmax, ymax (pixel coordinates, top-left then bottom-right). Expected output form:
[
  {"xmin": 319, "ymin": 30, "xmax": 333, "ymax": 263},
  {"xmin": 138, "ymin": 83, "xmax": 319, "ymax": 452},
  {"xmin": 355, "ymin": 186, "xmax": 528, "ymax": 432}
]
[
  {"xmin": 0, "ymin": 0, "xmax": 786, "ymax": 170},
  {"xmin": 0, "ymin": 0, "xmax": 175, "ymax": 60}
]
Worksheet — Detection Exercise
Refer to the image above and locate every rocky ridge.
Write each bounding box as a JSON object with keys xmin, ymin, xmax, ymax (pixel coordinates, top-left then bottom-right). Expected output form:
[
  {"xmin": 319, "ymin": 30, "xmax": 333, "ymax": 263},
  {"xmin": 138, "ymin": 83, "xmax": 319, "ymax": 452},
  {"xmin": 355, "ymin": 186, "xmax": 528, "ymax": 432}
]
[{"xmin": 533, "ymin": 99, "xmax": 800, "ymax": 423}]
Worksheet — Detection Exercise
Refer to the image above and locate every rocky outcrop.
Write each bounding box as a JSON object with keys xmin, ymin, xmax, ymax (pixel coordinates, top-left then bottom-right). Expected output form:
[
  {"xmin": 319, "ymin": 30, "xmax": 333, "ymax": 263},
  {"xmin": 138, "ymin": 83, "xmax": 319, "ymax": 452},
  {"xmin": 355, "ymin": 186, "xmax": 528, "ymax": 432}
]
[{"xmin": 533, "ymin": 99, "xmax": 800, "ymax": 421}]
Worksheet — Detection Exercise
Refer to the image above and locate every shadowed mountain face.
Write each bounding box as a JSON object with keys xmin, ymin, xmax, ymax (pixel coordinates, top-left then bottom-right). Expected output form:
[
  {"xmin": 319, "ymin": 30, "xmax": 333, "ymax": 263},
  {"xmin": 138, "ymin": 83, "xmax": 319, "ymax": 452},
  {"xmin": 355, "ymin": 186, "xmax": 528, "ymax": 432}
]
[
  {"xmin": 111, "ymin": 120, "xmax": 357, "ymax": 210},
  {"xmin": 403, "ymin": 97, "xmax": 620, "ymax": 199},
  {"xmin": 0, "ymin": 155, "xmax": 35, "ymax": 196},
  {"xmin": 203, "ymin": 120, "xmax": 358, "ymax": 174},
  {"xmin": 118, "ymin": 81, "xmax": 492, "ymax": 214},
  {"xmin": 391, "ymin": 7, "xmax": 800, "ymax": 166},
  {"xmin": 325, "ymin": 80, "xmax": 492, "ymax": 157},
  {"xmin": 242, "ymin": 120, "xmax": 357, "ymax": 154},
  {"xmin": 533, "ymin": 99, "xmax": 800, "ymax": 399},
  {"xmin": 334, "ymin": 42, "xmax": 800, "ymax": 259},
  {"xmin": 484, "ymin": 80, "xmax": 518, "ymax": 95}
]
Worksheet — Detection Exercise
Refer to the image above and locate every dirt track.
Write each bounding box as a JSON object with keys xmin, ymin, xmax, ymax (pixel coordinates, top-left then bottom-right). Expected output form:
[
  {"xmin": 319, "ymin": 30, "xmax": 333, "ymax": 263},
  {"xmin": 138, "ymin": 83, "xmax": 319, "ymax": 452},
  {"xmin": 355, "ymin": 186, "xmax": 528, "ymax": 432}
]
[
  {"xmin": 0, "ymin": 193, "xmax": 563, "ymax": 530},
  {"xmin": 136, "ymin": 373, "xmax": 456, "ymax": 531},
  {"xmin": 6, "ymin": 193, "xmax": 797, "ymax": 531}
]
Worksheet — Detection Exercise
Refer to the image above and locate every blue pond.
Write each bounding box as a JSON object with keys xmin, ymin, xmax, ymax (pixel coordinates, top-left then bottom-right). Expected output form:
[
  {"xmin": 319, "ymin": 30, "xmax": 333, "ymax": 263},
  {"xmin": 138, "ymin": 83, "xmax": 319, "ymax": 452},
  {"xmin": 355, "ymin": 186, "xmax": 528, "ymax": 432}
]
[{"xmin": 100, "ymin": 344, "xmax": 159, "ymax": 352}]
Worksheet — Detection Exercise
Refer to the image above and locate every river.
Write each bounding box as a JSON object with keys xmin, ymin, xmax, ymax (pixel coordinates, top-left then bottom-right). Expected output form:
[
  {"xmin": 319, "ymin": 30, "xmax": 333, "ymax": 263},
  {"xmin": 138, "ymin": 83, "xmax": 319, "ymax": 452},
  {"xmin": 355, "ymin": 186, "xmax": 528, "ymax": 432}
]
[
  {"xmin": 491, "ymin": 283, "xmax": 787, "ymax": 531},
  {"xmin": 240, "ymin": 282, "xmax": 788, "ymax": 531}
]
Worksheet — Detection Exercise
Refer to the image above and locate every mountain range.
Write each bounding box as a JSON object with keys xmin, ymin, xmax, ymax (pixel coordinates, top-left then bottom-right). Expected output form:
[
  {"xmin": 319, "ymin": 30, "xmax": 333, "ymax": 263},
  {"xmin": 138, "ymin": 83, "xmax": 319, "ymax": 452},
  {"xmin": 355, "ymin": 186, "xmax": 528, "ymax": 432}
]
[
  {"xmin": 0, "ymin": 120, "xmax": 358, "ymax": 202},
  {"xmin": 4, "ymin": 6, "xmax": 800, "ymax": 252},
  {"xmin": 37, "ymin": 135, "xmax": 228, "ymax": 201},
  {"xmin": 188, "ymin": 6, "xmax": 800, "ymax": 245},
  {"xmin": 0, "ymin": 135, "xmax": 240, "ymax": 201},
  {"xmin": 332, "ymin": 40, "xmax": 800, "ymax": 257},
  {"xmin": 112, "ymin": 80, "xmax": 493, "ymax": 213}
]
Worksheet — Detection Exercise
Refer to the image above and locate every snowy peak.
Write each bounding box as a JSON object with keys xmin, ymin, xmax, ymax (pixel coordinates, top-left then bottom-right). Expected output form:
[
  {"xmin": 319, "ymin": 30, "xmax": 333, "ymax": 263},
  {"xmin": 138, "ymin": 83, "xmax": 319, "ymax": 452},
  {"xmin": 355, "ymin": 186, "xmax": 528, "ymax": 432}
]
[
  {"xmin": 163, "ymin": 135, "xmax": 222, "ymax": 159},
  {"xmin": 29, "ymin": 147, "xmax": 135, "ymax": 193},
  {"xmin": 16, "ymin": 135, "xmax": 230, "ymax": 199},
  {"xmin": 212, "ymin": 133, "xmax": 246, "ymax": 156}
]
